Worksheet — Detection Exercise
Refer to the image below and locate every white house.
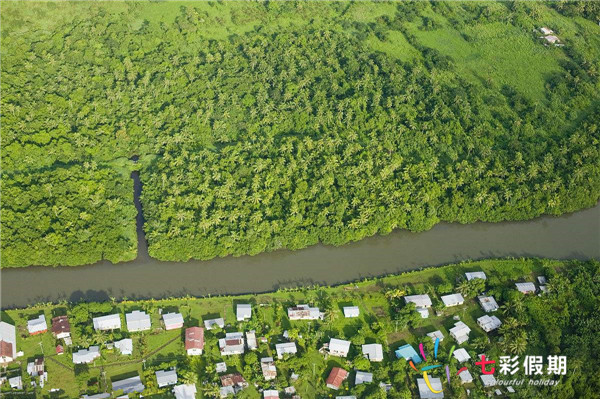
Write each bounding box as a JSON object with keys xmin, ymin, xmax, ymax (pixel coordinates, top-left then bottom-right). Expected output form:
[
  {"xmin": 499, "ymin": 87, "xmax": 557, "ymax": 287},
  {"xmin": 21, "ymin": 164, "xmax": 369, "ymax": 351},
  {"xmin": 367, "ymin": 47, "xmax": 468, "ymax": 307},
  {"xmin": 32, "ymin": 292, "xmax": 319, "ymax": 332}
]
[
  {"xmin": 173, "ymin": 384, "xmax": 197, "ymax": 399},
  {"xmin": 453, "ymin": 348, "xmax": 471, "ymax": 363},
  {"xmin": 515, "ymin": 282, "xmax": 536, "ymax": 294},
  {"xmin": 329, "ymin": 338, "xmax": 351, "ymax": 357},
  {"xmin": 0, "ymin": 321, "xmax": 17, "ymax": 364},
  {"xmin": 404, "ymin": 295, "xmax": 432, "ymax": 308},
  {"xmin": 246, "ymin": 330, "xmax": 257, "ymax": 350},
  {"xmin": 288, "ymin": 305, "xmax": 321, "ymax": 320},
  {"xmin": 465, "ymin": 271, "xmax": 487, "ymax": 281},
  {"xmin": 417, "ymin": 377, "xmax": 444, "ymax": 398},
  {"xmin": 93, "ymin": 314, "xmax": 121, "ymax": 331},
  {"xmin": 114, "ymin": 339, "xmax": 133, "ymax": 355},
  {"xmin": 264, "ymin": 390, "xmax": 279, "ymax": 399},
  {"xmin": 481, "ymin": 374, "xmax": 497, "ymax": 387},
  {"xmin": 204, "ymin": 318, "xmax": 225, "ymax": 330},
  {"xmin": 478, "ymin": 315, "xmax": 502, "ymax": 332},
  {"xmin": 543, "ymin": 35, "xmax": 560, "ymax": 44},
  {"xmin": 260, "ymin": 357, "xmax": 277, "ymax": 380},
  {"xmin": 275, "ymin": 342, "xmax": 297, "ymax": 359},
  {"xmin": 216, "ymin": 362, "xmax": 227, "ymax": 373},
  {"xmin": 478, "ymin": 295, "xmax": 499, "ymax": 312},
  {"xmin": 236, "ymin": 304, "xmax": 252, "ymax": 321},
  {"xmin": 156, "ymin": 369, "xmax": 177, "ymax": 387},
  {"xmin": 27, "ymin": 314, "xmax": 48, "ymax": 335},
  {"xmin": 355, "ymin": 371, "xmax": 373, "ymax": 385},
  {"xmin": 162, "ymin": 313, "xmax": 184, "ymax": 330},
  {"xmin": 540, "ymin": 27, "xmax": 554, "ymax": 35},
  {"xmin": 427, "ymin": 330, "xmax": 444, "ymax": 343},
  {"xmin": 459, "ymin": 369, "xmax": 473, "ymax": 384},
  {"xmin": 126, "ymin": 310, "xmax": 151, "ymax": 332},
  {"xmin": 112, "ymin": 375, "xmax": 144, "ymax": 394},
  {"xmin": 219, "ymin": 332, "xmax": 245, "ymax": 356},
  {"xmin": 441, "ymin": 293, "xmax": 464, "ymax": 307},
  {"xmin": 343, "ymin": 306, "xmax": 360, "ymax": 318},
  {"xmin": 361, "ymin": 343, "xmax": 383, "ymax": 362},
  {"xmin": 73, "ymin": 346, "xmax": 101, "ymax": 364},
  {"xmin": 449, "ymin": 321, "xmax": 471, "ymax": 344},
  {"xmin": 9, "ymin": 376, "xmax": 23, "ymax": 390}
]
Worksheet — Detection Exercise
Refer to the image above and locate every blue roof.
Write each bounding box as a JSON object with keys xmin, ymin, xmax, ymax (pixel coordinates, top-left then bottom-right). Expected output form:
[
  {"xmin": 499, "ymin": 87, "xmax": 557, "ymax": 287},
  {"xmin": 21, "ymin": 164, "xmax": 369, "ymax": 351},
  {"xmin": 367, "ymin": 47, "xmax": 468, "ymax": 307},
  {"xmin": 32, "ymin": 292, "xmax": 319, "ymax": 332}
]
[{"xmin": 395, "ymin": 344, "xmax": 422, "ymax": 364}]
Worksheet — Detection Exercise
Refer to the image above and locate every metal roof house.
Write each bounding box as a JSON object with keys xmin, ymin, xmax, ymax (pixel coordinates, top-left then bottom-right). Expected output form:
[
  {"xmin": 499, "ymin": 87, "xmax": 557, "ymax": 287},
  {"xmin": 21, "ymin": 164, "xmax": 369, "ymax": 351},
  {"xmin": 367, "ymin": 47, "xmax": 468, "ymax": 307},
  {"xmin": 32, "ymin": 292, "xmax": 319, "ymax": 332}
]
[
  {"xmin": 515, "ymin": 282, "xmax": 536, "ymax": 294},
  {"xmin": 114, "ymin": 338, "xmax": 133, "ymax": 355},
  {"xmin": 478, "ymin": 295, "xmax": 499, "ymax": 312},
  {"xmin": 126, "ymin": 310, "xmax": 151, "ymax": 332},
  {"xmin": 326, "ymin": 367, "xmax": 348, "ymax": 390},
  {"xmin": 417, "ymin": 377, "xmax": 444, "ymax": 398},
  {"xmin": 449, "ymin": 321, "xmax": 471, "ymax": 344},
  {"xmin": 219, "ymin": 332, "xmax": 245, "ymax": 356},
  {"xmin": 28, "ymin": 314, "xmax": 48, "ymax": 335},
  {"xmin": 395, "ymin": 344, "xmax": 422, "ymax": 364},
  {"xmin": 260, "ymin": 357, "xmax": 277, "ymax": 380},
  {"xmin": 204, "ymin": 318, "xmax": 225, "ymax": 330},
  {"xmin": 343, "ymin": 306, "xmax": 360, "ymax": 318},
  {"xmin": 477, "ymin": 315, "xmax": 502, "ymax": 332},
  {"xmin": 93, "ymin": 314, "xmax": 121, "ymax": 331},
  {"xmin": 156, "ymin": 369, "xmax": 177, "ymax": 387},
  {"xmin": 441, "ymin": 293, "xmax": 464, "ymax": 307},
  {"xmin": 329, "ymin": 338, "xmax": 351, "ymax": 357},
  {"xmin": 540, "ymin": 27, "xmax": 554, "ymax": 35},
  {"xmin": 162, "ymin": 313, "xmax": 184, "ymax": 330},
  {"xmin": 465, "ymin": 271, "xmax": 487, "ymax": 281},
  {"xmin": 427, "ymin": 330, "xmax": 444, "ymax": 343},
  {"xmin": 362, "ymin": 343, "xmax": 383, "ymax": 362},
  {"xmin": 355, "ymin": 371, "xmax": 373, "ymax": 385},
  {"xmin": 112, "ymin": 375, "xmax": 144, "ymax": 394},
  {"xmin": 51, "ymin": 316, "xmax": 70, "ymax": 339},
  {"xmin": 288, "ymin": 304, "xmax": 321, "ymax": 320},
  {"xmin": 246, "ymin": 330, "xmax": 257, "ymax": 350},
  {"xmin": 453, "ymin": 348, "xmax": 471, "ymax": 363},
  {"xmin": 0, "ymin": 321, "xmax": 17, "ymax": 364},
  {"xmin": 173, "ymin": 384, "xmax": 197, "ymax": 399},
  {"xmin": 275, "ymin": 342, "xmax": 297, "ymax": 359},
  {"xmin": 459, "ymin": 369, "xmax": 473, "ymax": 384},
  {"xmin": 185, "ymin": 327, "xmax": 204, "ymax": 355},
  {"xmin": 404, "ymin": 295, "xmax": 432, "ymax": 308},
  {"xmin": 236, "ymin": 304, "xmax": 252, "ymax": 321},
  {"xmin": 480, "ymin": 374, "xmax": 497, "ymax": 387},
  {"xmin": 72, "ymin": 346, "xmax": 100, "ymax": 364},
  {"xmin": 264, "ymin": 390, "xmax": 279, "ymax": 399}
]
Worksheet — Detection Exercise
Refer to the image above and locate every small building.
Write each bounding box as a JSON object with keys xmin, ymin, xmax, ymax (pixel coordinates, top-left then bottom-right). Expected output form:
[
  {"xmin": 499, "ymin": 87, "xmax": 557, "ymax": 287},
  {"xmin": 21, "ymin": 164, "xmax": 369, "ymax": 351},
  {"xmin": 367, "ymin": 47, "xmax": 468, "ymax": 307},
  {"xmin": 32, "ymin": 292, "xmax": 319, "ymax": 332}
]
[
  {"xmin": 275, "ymin": 342, "xmax": 297, "ymax": 359},
  {"xmin": 441, "ymin": 293, "xmax": 464, "ymax": 307},
  {"xmin": 404, "ymin": 295, "xmax": 432, "ymax": 308},
  {"xmin": 220, "ymin": 373, "xmax": 248, "ymax": 395},
  {"xmin": 355, "ymin": 371, "xmax": 373, "ymax": 385},
  {"xmin": 326, "ymin": 367, "xmax": 348, "ymax": 390},
  {"xmin": 260, "ymin": 357, "xmax": 277, "ymax": 380},
  {"xmin": 173, "ymin": 384, "xmax": 197, "ymax": 399},
  {"xmin": 156, "ymin": 369, "xmax": 177, "ymax": 387},
  {"xmin": 185, "ymin": 327, "xmax": 204, "ymax": 356},
  {"xmin": 264, "ymin": 390, "xmax": 279, "ymax": 399},
  {"xmin": 507, "ymin": 386, "xmax": 515, "ymax": 393},
  {"xmin": 216, "ymin": 362, "xmax": 227, "ymax": 373},
  {"xmin": 481, "ymin": 374, "xmax": 497, "ymax": 387},
  {"xmin": 453, "ymin": 348, "xmax": 471, "ymax": 363},
  {"xmin": 204, "ymin": 318, "xmax": 225, "ymax": 330},
  {"xmin": 93, "ymin": 314, "xmax": 121, "ymax": 331},
  {"xmin": 450, "ymin": 321, "xmax": 471, "ymax": 344},
  {"xmin": 543, "ymin": 35, "xmax": 560, "ymax": 44},
  {"xmin": 27, "ymin": 314, "xmax": 48, "ymax": 335},
  {"xmin": 539, "ymin": 285, "xmax": 548, "ymax": 294},
  {"xmin": 81, "ymin": 394, "xmax": 110, "ymax": 399},
  {"xmin": 416, "ymin": 307, "xmax": 430, "ymax": 319},
  {"xmin": 478, "ymin": 295, "xmax": 499, "ymax": 312},
  {"xmin": 114, "ymin": 339, "xmax": 133, "ymax": 355},
  {"xmin": 0, "ymin": 321, "xmax": 17, "ymax": 364},
  {"xmin": 478, "ymin": 315, "xmax": 502, "ymax": 332},
  {"xmin": 51, "ymin": 316, "xmax": 71, "ymax": 339},
  {"xmin": 465, "ymin": 271, "xmax": 487, "ymax": 281},
  {"xmin": 427, "ymin": 330, "xmax": 444, "ymax": 343},
  {"xmin": 236, "ymin": 304, "xmax": 252, "ymax": 321},
  {"xmin": 219, "ymin": 332, "xmax": 245, "ymax": 356},
  {"xmin": 459, "ymin": 369, "xmax": 473, "ymax": 384},
  {"xmin": 112, "ymin": 375, "xmax": 144, "ymax": 394},
  {"xmin": 362, "ymin": 343, "xmax": 384, "ymax": 362},
  {"xmin": 395, "ymin": 344, "xmax": 422, "ymax": 364},
  {"xmin": 9, "ymin": 376, "xmax": 23, "ymax": 390},
  {"xmin": 515, "ymin": 282, "xmax": 536, "ymax": 294},
  {"xmin": 417, "ymin": 377, "xmax": 444, "ymax": 399},
  {"xmin": 126, "ymin": 310, "xmax": 151, "ymax": 332},
  {"xmin": 73, "ymin": 346, "xmax": 101, "ymax": 364},
  {"xmin": 329, "ymin": 338, "xmax": 351, "ymax": 357},
  {"xmin": 162, "ymin": 313, "xmax": 184, "ymax": 330},
  {"xmin": 27, "ymin": 358, "xmax": 44, "ymax": 376},
  {"xmin": 246, "ymin": 330, "xmax": 257, "ymax": 350},
  {"xmin": 540, "ymin": 27, "xmax": 554, "ymax": 35},
  {"xmin": 537, "ymin": 276, "xmax": 547, "ymax": 285},
  {"xmin": 56, "ymin": 345, "xmax": 64, "ymax": 355},
  {"xmin": 343, "ymin": 306, "xmax": 360, "ymax": 318},
  {"xmin": 288, "ymin": 304, "xmax": 321, "ymax": 320}
]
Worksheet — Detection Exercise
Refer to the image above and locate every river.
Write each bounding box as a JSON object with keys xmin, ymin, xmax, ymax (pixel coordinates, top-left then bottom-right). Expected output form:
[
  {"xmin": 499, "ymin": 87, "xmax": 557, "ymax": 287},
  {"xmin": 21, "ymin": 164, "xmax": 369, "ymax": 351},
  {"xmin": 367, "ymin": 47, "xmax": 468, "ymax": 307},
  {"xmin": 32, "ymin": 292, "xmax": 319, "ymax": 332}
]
[{"xmin": 1, "ymin": 172, "xmax": 599, "ymax": 309}]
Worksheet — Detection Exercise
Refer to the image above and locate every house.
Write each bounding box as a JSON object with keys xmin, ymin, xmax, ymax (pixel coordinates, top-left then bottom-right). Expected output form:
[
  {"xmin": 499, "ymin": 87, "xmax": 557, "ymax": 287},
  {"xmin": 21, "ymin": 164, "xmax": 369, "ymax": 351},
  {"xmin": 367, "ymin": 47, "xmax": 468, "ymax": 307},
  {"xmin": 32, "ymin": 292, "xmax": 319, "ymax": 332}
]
[
  {"xmin": 204, "ymin": 318, "xmax": 225, "ymax": 330},
  {"xmin": 173, "ymin": 384, "xmax": 197, "ymax": 399},
  {"xmin": 93, "ymin": 314, "xmax": 121, "ymax": 331},
  {"xmin": 112, "ymin": 375, "xmax": 144, "ymax": 394},
  {"xmin": 72, "ymin": 346, "xmax": 101, "ymax": 364},
  {"xmin": 216, "ymin": 362, "xmax": 227, "ymax": 373},
  {"xmin": 51, "ymin": 316, "xmax": 70, "ymax": 339},
  {"xmin": 27, "ymin": 314, "xmax": 48, "ymax": 335},
  {"xmin": 343, "ymin": 306, "xmax": 360, "ymax": 318},
  {"xmin": 27, "ymin": 358, "xmax": 44, "ymax": 376},
  {"xmin": 539, "ymin": 285, "xmax": 548, "ymax": 293},
  {"xmin": 543, "ymin": 35, "xmax": 560, "ymax": 44},
  {"xmin": 507, "ymin": 386, "xmax": 515, "ymax": 393},
  {"xmin": 284, "ymin": 386, "xmax": 296, "ymax": 395},
  {"xmin": 56, "ymin": 345, "xmax": 64, "ymax": 355},
  {"xmin": 427, "ymin": 330, "xmax": 444, "ymax": 343},
  {"xmin": 478, "ymin": 315, "xmax": 502, "ymax": 332},
  {"xmin": 162, "ymin": 313, "xmax": 184, "ymax": 330},
  {"xmin": 355, "ymin": 371, "xmax": 373, "ymax": 385},
  {"xmin": 219, "ymin": 332, "xmax": 245, "ymax": 356},
  {"xmin": 404, "ymin": 295, "xmax": 432, "ymax": 308},
  {"xmin": 156, "ymin": 369, "xmax": 177, "ymax": 387},
  {"xmin": 329, "ymin": 338, "xmax": 351, "ymax": 357},
  {"xmin": 465, "ymin": 271, "xmax": 487, "ymax": 281},
  {"xmin": 9, "ymin": 376, "xmax": 23, "ymax": 390},
  {"xmin": 459, "ymin": 369, "xmax": 473, "ymax": 384},
  {"xmin": 114, "ymin": 338, "xmax": 133, "ymax": 355},
  {"xmin": 81, "ymin": 394, "xmax": 111, "ymax": 399},
  {"xmin": 362, "ymin": 343, "xmax": 384, "ymax": 362},
  {"xmin": 288, "ymin": 304, "xmax": 321, "ymax": 320},
  {"xmin": 478, "ymin": 295, "xmax": 499, "ymax": 312},
  {"xmin": 515, "ymin": 282, "xmax": 536, "ymax": 294},
  {"xmin": 395, "ymin": 344, "xmax": 422, "ymax": 364},
  {"xmin": 220, "ymin": 373, "xmax": 248, "ymax": 393},
  {"xmin": 185, "ymin": 327, "xmax": 204, "ymax": 355},
  {"xmin": 481, "ymin": 374, "xmax": 497, "ymax": 387},
  {"xmin": 326, "ymin": 367, "xmax": 348, "ymax": 390},
  {"xmin": 246, "ymin": 330, "xmax": 257, "ymax": 350},
  {"xmin": 450, "ymin": 321, "xmax": 471, "ymax": 344},
  {"xmin": 126, "ymin": 310, "xmax": 151, "ymax": 332},
  {"xmin": 441, "ymin": 293, "xmax": 464, "ymax": 307},
  {"xmin": 540, "ymin": 27, "xmax": 554, "ymax": 35},
  {"xmin": 220, "ymin": 386, "xmax": 235, "ymax": 398},
  {"xmin": 453, "ymin": 348, "xmax": 471, "ymax": 363},
  {"xmin": 264, "ymin": 390, "xmax": 279, "ymax": 399},
  {"xmin": 0, "ymin": 321, "xmax": 17, "ymax": 364},
  {"xmin": 417, "ymin": 377, "xmax": 444, "ymax": 399},
  {"xmin": 236, "ymin": 304, "xmax": 252, "ymax": 321},
  {"xmin": 275, "ymin": 342, "xmax": 297, "ymax": 359},
  {"xmin": 537, "ymin": 276, "xmax": 547, "ymax": 285},
  {"xmin": 260, "ymin": 357, "xmax": 277, "ymax": 380}
]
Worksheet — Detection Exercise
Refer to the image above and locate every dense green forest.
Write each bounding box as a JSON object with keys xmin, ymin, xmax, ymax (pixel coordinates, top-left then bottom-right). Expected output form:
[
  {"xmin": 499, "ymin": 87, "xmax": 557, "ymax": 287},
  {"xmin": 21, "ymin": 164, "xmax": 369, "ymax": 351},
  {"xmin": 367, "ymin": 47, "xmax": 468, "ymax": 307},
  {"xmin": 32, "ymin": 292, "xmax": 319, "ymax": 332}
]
[{"xmin": 2, "ymin": 1, "xmax": 600, "ymax": 266}]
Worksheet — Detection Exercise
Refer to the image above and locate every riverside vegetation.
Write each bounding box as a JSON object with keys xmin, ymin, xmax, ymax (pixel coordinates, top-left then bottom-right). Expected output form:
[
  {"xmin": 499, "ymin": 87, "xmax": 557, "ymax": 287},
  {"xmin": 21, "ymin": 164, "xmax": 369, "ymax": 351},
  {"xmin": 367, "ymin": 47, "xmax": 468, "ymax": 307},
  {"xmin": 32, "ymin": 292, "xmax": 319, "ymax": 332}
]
[{"xmin": 2, "ymin": 1, "xmax": 600, "ymax": 266}]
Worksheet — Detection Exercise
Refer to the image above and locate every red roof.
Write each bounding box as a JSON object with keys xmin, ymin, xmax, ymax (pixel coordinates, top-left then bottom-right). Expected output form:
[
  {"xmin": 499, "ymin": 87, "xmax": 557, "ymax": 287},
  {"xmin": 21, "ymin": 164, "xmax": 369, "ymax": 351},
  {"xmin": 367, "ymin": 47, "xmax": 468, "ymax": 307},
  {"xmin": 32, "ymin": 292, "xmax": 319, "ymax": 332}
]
[
  {"xmin": 326, "ymin": 367, "xmax": 348, "ymax": 389},
  {"xmin": 0, "ymin": 341, "xmax": 13, "ymax": 358},
  {"xmin": 51, "ymin": 316, "xmax": 70, "ymax": 335},
  {"xmin": 185, "ymin": 327, "xmax": 204, "ymax": 350},
  {"xmin": 220, "ymin": 373, "xmax": 247, "ymax": 387},
  {"xmin": 56, "ymin": 345, "xmax": 64, "ymax": 354}
]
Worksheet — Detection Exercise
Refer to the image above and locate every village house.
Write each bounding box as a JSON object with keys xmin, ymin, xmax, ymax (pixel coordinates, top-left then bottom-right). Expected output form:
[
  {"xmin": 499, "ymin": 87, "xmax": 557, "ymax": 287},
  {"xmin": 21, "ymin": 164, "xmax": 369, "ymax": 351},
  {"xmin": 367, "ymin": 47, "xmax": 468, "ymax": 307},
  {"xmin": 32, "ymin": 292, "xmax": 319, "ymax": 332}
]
[
  {"xmin": 0, "ymin": 321, "xmax": 17, "ymax": 364},
  {"xmin": 480, "ymin": 374, "xmax": 497, "ymax": 387},
  {"xmin": 515, "ymin": 282, "xmax": 536, "ymax": 294},
  {"xmin": 450, "ymin": 321, "xmax": 471, "ymax": 344},
  {"xmin": 126, "ymin": 310, "xmax": 151, "ymax": 332},
  {"xmin": 540, "ymin": 27, "xmax": 553, "ymax": 35},
  {"xmin": 355, "ymin": 371, "xmax": 373, "ymax": 385},
  {"xmin": 287, "ymin": 304, "xmax": 321, "ymax": 320},
  {"xmin": 441, "ymin": 293, "xmax": 464, "ymax": 307},
  {"xmin": 465, "ymin": 271, "xmax": 487, "ymax": 281},
  {"xmin": 81, "ymin": 394, "xmax": 110, "ymax": 399},
  {"xmin": 395, "ymin": 344, "xmax": 422, "ymax": 364},
  {"xmin": 260, "ymin": 357, "xmax": 277, "ymax": 380},
  {"xmin": 185, "ymin": 327, "xmax": 204, "ymax": 355},
  {"xmin": 246, "ymin": 330, "xmax": 257, "ymax": 350},
  {"xmin": 236, "ymin": 304, "xmax": 252, "ymax": 321},
  {"xmin": 427, "ymin": 330, "xmax": 444, "ymax": 343},
  {"xmin": 543, "ymin": 35, "xmax": 560, "ymax": 44},
  {"xmin": 264, "ymin": 390, "xmax": 279, "ymax": 399},
  {"xmin": 459, "ymin": 369, "xmax": 473, "ymax": 384},
  {"xmin": 417, "ymin": 377, "xmax": 444, "ymax": 399},
  {"xmin": 72, "ymin": 346, "xmax": 101, "ymax": 364},
  {"xmin": 114, "ymin": 338, "xmax": 133, "ymax": 355},
  {"xmin": 537, "ymin": 276, "xmax": 547, "ymax": 285},
  {"xmin": 162, "ymin": 312, "xmax": 184, "ymax": 330},
  {"xmin": 326, "ymin": 367, "xmax": 348, "ymax": 390},
  {"xmin": 361, "ymin": 343, "xmax": 384, "ymax": 362},
  {"xmin": 51, "ymin": 316, "xmax": 70, "ymax": 339},
  {"xmin": 275, "ymin": 342, "xmax": 297, "ymax": 359},
  {"xmin": 112, "ymin": 375, "xmax": 145, "ymax": 394},
  {"xmin": 478, "ymin": 315, "xmax": 502, "ymax": 332},
  {"xmin": 27, "ymin": 314, "xmax": 48, "ymax": 335},
  {"xmin": 204, "ymin": 318, "xmax": 225, "ymax": 330},
  {"xmin": 56, "ymin": 345, "xmax": 64, "ymax": 355},
  {"xmin": 93, "ymin": 314, "xmax": 121, "ymax": 331},
  {"xmin": 329, "ymin": 338, "xmax": 351, "ymax": 357},
  {"xmin": 220, "ymin": 373, "xmax": 248, "ymax": 397},
  {"xmin": 173, "ymin": 384, "xmax": 197, "ymax": 399},
  {"xmin": 478, "ymin": 295, "xmax": 499, "ymax": 312},
  {"xmin": 9, "ymin": 376, "xmax": 23, "ymax": 390},
  {"xmin": 156, "ymin": 369, "xmax": 178, "ymax": 387},
  {"xmin": 343, "ymin": 306, "xmax": 360, "ymax": 318},
  {"xmin": 219, "ymin": 332, "xmax": 245, "ymax": 356},
  {"xmin": 453, "ymin": 348, "xmax": 471, "ymax": 363},
  {"xmin": 27, "ymin": 358, "xmax": 44, "ymax": 376},
  {"xmin": 404, "ymin": 294, "xmax": 432, "ymax": 318}
]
